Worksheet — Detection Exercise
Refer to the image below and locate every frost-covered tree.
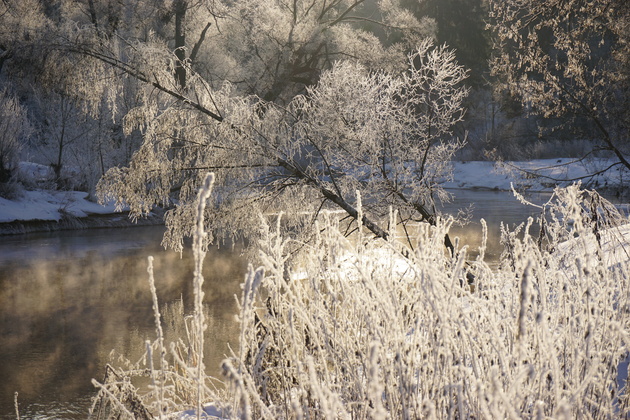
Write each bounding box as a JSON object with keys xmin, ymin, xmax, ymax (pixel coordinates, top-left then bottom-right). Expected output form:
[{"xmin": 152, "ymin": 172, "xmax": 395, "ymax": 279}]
[
  {"xmin": 0, "ymin": 0, "xmax": 165, "ymax": 192},
  {"xmin": 0, "ymin": 0, "xmax": 471, "ymax": 247},
  {"xmin": 0, "ymin": 89, "xmax": 31, "ymax": 190},
  {"xmin": 55, "ymin": 0, "xmax": 435, "ymax": 102},
  {"xmin": 0, "ymin": 0, "xmax": 50, "ymax": 81},
  {"xmin": 194, "ymin": 0, "xmax": 436, "ymax": 102},
  {"xmin": 6, "ymin": 0, "xmax": 467, "ymax": 248},
  {"xmin": 97, "ymin": 40, "xmax": 468, "ymax": 251},
  {"xmin": 489, "ymin": 0, "xmax": 630, "ymax": 170},
  {"xmin": 2, "ymin": 1, "xmax": 435, "ymax": 143}
]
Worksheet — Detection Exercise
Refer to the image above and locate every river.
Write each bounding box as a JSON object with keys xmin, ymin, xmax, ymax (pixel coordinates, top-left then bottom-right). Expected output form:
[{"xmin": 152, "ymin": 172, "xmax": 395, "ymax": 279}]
[
  {"xmin": 0, "ymin": 226, "xmax": 247, "ymax": 419},
  {"xmin": 0, "ymin": 189, "xmax": 626, "ymax": 418}
]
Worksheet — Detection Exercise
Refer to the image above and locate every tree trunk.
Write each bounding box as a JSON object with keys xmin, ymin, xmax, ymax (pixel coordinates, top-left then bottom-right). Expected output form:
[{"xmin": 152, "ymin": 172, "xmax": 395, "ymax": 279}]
[
  {"xmin": 87, "ymin": 0, "xmax": 99, "ymax": 30},
  {"xmin": 174, "ymin": 0, "xmax": 187, "ymax": 89}
]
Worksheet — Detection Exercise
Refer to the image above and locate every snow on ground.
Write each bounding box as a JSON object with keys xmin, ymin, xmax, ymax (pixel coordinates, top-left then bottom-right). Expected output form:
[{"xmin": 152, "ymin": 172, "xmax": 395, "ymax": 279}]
[
  {"xmin": 178, "ymin": 404, "xmax": 229, "ymax": 420},
  {"xmin": 0, "ymin": 162, "xmax": 121, "ymax": 223},
  {"xmin": 443, "ymin": 157, "xmax": 627, "ymax": 191},
  {"xmin": 0, "ymin": 158, "xmax": 627, "ymax": 224},
  {"xmin": 556, "ymin": 223, "xmax": 630, "ymax": 269},
  {"xmin": 0, "ymin": 190, "xmax": 118, "ymax": 223}
]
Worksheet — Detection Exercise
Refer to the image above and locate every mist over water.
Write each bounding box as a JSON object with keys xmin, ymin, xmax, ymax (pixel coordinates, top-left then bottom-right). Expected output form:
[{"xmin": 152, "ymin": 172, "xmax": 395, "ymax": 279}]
[{"xmin": 0, "ymin": 226, "xmax": 246, "ymax": 419}]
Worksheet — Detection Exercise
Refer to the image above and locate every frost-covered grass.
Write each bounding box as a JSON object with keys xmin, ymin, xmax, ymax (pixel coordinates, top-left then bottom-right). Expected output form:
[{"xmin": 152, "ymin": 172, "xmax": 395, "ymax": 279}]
[{"xmin": 91, "ymin": 180, "xmax": 630, "ymax": 419}]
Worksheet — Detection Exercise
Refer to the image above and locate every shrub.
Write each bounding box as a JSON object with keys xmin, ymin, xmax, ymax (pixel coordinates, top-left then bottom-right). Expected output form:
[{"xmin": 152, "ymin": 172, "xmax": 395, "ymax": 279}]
[
  {"xmin": 224, "ymin": 185, "xmax": 630, "ymax": 419},
  {"xmin": 93, "ymin": 179, "xmax": 630, "ymax": 419}
]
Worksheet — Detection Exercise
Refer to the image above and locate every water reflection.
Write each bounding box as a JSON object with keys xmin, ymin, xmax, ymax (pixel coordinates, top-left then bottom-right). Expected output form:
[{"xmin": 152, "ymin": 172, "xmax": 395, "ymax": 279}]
[
  {"xmin": 434, "ymin": 189, "xmax": 547, "ymax": 262},
  {"xmin": 439, "ymin": 189, "xmax": 629, "ymax": 262},
  {"xmin": 0, "ymin": 226, "xmax": 246, "ymax": 419}
]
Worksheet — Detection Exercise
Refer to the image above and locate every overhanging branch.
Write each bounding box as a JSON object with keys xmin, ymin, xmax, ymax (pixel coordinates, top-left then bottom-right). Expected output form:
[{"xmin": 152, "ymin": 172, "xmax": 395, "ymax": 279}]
[{"xmin": 68, "ymin": 46, "xmax": 224, "ymax": 122}]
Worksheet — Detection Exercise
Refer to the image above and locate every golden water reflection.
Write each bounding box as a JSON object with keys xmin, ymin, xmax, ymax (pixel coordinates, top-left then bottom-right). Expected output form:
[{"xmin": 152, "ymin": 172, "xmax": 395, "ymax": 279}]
[{"xmin": 0, "ymin": 227, "xmax": 246, "ymax": 419}]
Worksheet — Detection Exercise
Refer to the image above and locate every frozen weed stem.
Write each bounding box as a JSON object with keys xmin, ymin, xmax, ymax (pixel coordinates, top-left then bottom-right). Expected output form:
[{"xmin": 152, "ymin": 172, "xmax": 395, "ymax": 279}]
[
  {"xmin": 224, "ymin": 185, "xmax": 630, "ymax": 419},
  {"xmin": 92, "ymin": 182, "xmax": 630, "ymax": 419},
  {"xmin": 91, "ymin": 173, "xmax": 224, "ymax": 419}
]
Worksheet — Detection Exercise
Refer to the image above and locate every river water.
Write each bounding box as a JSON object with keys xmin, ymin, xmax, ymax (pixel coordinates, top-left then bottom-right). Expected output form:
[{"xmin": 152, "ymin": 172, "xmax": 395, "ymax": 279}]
[
  {"xmin": 0, "ymin": 190, "xmax": 626, "ymax": 418},
  {"xmin": 0, "ymin": 226, "xmax": 247, "ymax": 419}
]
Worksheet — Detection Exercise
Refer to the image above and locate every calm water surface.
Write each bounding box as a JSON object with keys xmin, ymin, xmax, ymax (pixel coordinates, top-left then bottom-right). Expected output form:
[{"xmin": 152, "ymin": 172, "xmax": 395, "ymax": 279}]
[
  {"xmin": 0, "ymin": 226, "xmax": 246, "ymax": 419},
  {"xmin": 0, "ymin": 190, "xmax": 627, "ymax": 418},
  {"xmin": 438, "ymin": 189, "xmax": 550, "ymax": 261},
  {"xmin": 440, "ymin": 189, "xmax": 628, "ymax": 261}
]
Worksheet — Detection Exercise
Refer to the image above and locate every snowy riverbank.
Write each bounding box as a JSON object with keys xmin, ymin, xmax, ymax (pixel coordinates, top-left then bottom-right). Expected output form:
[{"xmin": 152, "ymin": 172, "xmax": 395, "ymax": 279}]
[
  {"xmin": 444, "ymin": 157, "xmax": 628, "ymax": 193},
  {"xmin": 1, "ymin": 158, "xmax": 627, "ymax": 234},
  {"xmin": 0, "ymin": 189, "xmax": 164, "ymax": 235}
]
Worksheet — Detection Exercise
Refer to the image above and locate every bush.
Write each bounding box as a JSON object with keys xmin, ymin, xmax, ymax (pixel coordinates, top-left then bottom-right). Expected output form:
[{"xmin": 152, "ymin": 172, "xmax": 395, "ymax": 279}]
[
  {"xmin": 0, "ymin": 177, "xmax": 23, "ymax": 200},
  {"xmin": 224, "ymin": 185, "xmax": 630, "ymax": 419},
  {"xmin": 93, "ymin": 180, "xmax": 630, "ymax": 419}
]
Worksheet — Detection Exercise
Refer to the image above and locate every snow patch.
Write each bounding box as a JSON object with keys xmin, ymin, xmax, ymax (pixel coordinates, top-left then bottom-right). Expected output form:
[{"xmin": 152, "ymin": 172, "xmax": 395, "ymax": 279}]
[
  {"xmin": 0, "ymin": 190, "xmax": 118, "ymax": 223},
  {"xmin": 445, "ymin": 158, "xmax": 627, "ymax": 192},
  {"xmin": 178, "ymin": 403, "xmax": 229, "ymax": 419}
]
